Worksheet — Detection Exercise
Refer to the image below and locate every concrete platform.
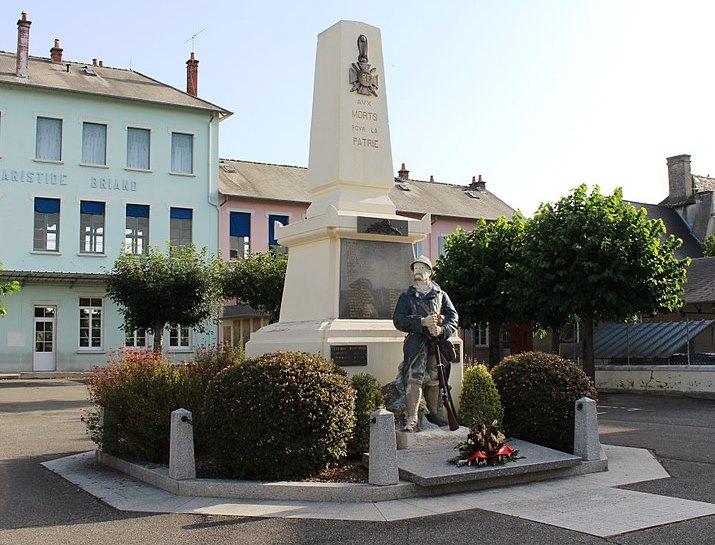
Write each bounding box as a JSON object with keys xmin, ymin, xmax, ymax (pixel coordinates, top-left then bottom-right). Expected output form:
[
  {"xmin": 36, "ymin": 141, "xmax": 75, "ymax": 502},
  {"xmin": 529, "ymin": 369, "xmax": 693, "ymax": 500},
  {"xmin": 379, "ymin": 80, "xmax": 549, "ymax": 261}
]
[{"xmin": 41, "ymin": 444, "xmax": 715, "ymax": 536}]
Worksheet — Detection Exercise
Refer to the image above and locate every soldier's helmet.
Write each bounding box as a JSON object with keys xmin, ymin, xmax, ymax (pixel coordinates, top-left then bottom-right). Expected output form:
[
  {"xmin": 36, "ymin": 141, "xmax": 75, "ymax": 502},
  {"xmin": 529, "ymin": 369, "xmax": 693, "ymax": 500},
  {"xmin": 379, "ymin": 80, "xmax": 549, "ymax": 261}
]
[{"xmin": 410, "ymin": 255, "xmax": 433, "ymax": 271}]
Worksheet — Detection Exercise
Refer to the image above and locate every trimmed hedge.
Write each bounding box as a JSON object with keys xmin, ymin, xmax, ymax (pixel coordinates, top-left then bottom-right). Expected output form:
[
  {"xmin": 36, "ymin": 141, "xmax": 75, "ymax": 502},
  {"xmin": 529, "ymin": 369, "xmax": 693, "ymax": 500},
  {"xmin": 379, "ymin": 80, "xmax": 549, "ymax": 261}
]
[
  {"xmin": 459, "ymin": 364, "xmax": 504, "ymax": 428},
  {"xmin": 203, "ymin": 352, "xmax": 356, "ymax": 480},
  {"xmin": 492, "ymin": 351, "xmax": 597, "ymax": 452},
  {"xmin": 347, "ymin": 373, "xmax": 385, "ymax": 458},
  {"xmin": 86, "ymin": 345, "xmax": 240, "ymax": 462}
]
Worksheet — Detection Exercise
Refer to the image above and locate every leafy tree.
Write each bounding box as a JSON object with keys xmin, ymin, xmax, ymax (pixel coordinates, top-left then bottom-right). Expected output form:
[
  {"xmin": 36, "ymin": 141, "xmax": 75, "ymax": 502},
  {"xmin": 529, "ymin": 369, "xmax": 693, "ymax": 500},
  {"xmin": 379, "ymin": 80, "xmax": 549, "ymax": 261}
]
[
  {"xmin": 0, "ymin": 259, "xmax": 20, "ymax": 318},
  {"xmin": 106, "ymin": 245, "xmax": 223, "ymax": 351},
  {"xmin": 704, "ymin": 235, "xmax": 715, "ymax": 257},
  {"xmin": 513, "ymin": 185, "xmax": 689, "ymax": 380},
  {"xmin": 222, "ymin": 252, "xmax": 288, "ymax": 322},
  {"xmin": 433, "ymin": 216, "xmax": 524, "ymax": 367}
]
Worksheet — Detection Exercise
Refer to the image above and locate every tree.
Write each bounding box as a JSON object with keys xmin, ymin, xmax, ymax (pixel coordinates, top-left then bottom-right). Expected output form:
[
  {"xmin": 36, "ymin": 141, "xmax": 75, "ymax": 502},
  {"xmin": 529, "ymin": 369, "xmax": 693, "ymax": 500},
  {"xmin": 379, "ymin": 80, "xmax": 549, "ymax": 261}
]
[
  {"xmin": 106, "ymin": 245, "xmax": 223, "ymax": 352},
  {"xmin": 0, "ymin": 259, "xmax": 20, "ymax": 318},
  {"xmin": 704, "ymin": 235, "xmax": 715, "ymax": 257},
  {"xmin": 221, "ymin": 252, "xmax": 288, "ymax": 322},
  {"xmin": 513, "ymin": 185, "xmax": 689, "ymax": 380},
  {"xmin": 433, "ymin": 216, "xmax": 524, "ymax": 367}
]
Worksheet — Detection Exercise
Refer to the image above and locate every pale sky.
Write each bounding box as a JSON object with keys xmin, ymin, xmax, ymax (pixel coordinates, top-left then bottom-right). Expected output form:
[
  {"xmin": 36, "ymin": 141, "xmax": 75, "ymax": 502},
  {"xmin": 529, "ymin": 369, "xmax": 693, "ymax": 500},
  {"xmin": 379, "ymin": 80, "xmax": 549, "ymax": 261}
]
[{"xmin": 3, "ymin": 1, "xmax": 715, "ymax": 215}]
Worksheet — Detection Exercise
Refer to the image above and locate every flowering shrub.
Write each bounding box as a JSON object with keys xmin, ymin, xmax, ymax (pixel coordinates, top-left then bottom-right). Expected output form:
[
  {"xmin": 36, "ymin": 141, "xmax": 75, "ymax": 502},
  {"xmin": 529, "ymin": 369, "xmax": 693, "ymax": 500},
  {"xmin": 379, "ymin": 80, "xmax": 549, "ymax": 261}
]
[
  {"xmin": 347, "ymin": 373, "xmax": 384, "ymax": 459},
  {"xmin": 491, "ymin": 351, "xmax": 597, "ymax": 452},
  {"xmin": 203, "ymin": 352, "xmax": 356, "ymax": 480},
  {"xmin": 86, "ymin": 345, "xmax": 241, "ymax": 462},
  {"xmin": 459, "ymin": 364, "xmax": 504, "ymax": 429}
]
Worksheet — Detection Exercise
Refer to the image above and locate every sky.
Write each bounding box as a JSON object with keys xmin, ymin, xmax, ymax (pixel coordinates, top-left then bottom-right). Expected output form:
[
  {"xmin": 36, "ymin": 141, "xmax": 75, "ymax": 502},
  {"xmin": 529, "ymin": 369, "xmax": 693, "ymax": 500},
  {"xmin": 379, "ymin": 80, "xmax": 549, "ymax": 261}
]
[{"xmin": 3, "ymin": 1, "xmax": 715, "ymax": 215}]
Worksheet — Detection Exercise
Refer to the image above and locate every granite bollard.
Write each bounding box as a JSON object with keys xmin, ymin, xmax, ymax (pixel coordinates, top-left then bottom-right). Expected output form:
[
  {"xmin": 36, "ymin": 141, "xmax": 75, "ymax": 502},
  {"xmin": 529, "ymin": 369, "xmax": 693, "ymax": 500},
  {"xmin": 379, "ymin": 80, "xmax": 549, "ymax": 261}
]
[
  {"xmin": 169, "ymin": 408, "xmax": 196, "ymax": 480},
  {"xmin": 368, "ymin": 409, "xmax": 399, "ymax": 485},
  {"xmin": 574, "ymin": 396, "xmax": 600, "ymax": 461}
]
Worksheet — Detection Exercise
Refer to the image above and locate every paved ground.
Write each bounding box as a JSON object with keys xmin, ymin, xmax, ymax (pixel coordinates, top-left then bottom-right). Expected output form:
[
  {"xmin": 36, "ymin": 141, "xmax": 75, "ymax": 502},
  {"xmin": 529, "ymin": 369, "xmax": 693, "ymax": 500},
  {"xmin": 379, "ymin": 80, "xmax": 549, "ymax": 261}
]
[{"xmin": 1, "ymin": 380, "xmax": 714, "ymax": 544}]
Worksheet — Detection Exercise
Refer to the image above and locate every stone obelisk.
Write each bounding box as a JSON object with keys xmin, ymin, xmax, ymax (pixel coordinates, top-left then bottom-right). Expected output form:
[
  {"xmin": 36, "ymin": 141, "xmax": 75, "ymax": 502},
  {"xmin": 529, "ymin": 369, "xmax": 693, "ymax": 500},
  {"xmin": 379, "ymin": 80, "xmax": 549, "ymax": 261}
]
[{"xmin": 246, "ymin": 21, "xmax": 461, "ymax": 393}]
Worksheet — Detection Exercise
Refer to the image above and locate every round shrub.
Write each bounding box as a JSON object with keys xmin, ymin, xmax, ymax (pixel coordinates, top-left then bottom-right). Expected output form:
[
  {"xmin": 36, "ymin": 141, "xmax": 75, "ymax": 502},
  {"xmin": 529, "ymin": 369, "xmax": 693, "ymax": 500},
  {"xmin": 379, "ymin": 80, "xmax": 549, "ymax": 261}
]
[
  {"xmin": 347, "ymin": 373, "xmax": 385, "ymax": 459},
  {"xmin": 492, "ymin": 351, "xmax": 597, "ymax": 453},
  {"xmin": 459, "ymin": 364, "xmax": 504, "ymax": 429},
  {"xmin": 203, "ymin": 352, "xmax": 356, "ymax": 480}
]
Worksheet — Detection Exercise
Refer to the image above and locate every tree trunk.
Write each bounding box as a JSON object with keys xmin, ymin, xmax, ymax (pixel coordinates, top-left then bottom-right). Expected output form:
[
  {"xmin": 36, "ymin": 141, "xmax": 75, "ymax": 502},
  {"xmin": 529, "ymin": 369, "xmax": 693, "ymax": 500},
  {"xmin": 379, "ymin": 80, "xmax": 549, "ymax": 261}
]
[
  {"xmin": 152, "ymin": 321, "xmax": 164, "ymax": 352},
  {"xmin": 488, "ymin": 320, "xmax": 502, "ymax": 368},
  {"xmin": 550, "ymin": 327, "xmax": 560, "ymax": 354},
  {"xmin": 582, "ymin": 314, "xmax": 595, "ymax": 382}
]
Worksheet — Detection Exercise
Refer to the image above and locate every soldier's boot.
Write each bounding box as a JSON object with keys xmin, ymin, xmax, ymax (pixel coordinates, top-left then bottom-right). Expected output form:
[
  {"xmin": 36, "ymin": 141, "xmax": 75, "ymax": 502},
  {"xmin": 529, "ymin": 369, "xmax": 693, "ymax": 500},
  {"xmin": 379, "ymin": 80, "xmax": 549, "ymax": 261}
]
[
  {"xmin": 403, "ymin": 380, "xmax": 422, "ymax": 432},
  {"xmin": 424, "ymin": 384, "xmax": 448, "ymax": 427}
]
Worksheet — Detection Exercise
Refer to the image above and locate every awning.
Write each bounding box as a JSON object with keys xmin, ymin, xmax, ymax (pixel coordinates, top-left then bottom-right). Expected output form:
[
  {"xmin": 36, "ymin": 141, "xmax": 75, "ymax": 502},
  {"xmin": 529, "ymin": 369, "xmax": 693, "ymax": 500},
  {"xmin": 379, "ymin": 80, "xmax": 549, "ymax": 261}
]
[
  {"xmin": 594, "ymin": 320, "xmax": 714, "ymax": 359},
  {"xmin": 0, "ymin": 270, "xmax": 108, "ymax": 285}
]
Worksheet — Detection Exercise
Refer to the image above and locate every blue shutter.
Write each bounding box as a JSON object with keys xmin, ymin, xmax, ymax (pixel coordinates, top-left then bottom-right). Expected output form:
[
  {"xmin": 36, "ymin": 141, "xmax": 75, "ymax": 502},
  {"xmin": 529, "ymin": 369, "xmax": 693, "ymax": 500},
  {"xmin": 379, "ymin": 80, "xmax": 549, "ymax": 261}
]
[
  {"xmin": 170, "ymin": 207, "xmax": 192, "ymax": 220},
  {"xmin": 126, "ymin": 204, "xmax": 150, "ymax": 217},
  {"xmin": 230, "ymin": 212, "xmax": 250, "ymax": 237},
  {"xmin": 35, "ymin": 197, "xmax": 60, "ymax": 214},
  {"xmin": 80, "ymin": 201, "xmax": 104, "ymax": 215},
  {"xmin": 268, "ymin": 214, "xmax": 289, "ymax": 246}
]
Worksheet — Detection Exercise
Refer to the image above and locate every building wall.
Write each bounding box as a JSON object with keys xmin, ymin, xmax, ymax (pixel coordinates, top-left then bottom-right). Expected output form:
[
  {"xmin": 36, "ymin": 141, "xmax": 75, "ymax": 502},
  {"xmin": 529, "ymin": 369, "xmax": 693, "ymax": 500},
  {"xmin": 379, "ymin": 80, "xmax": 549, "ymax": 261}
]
[{"xmin": 0, "ymin": 83, "xmax": 220, "ymax": 371}]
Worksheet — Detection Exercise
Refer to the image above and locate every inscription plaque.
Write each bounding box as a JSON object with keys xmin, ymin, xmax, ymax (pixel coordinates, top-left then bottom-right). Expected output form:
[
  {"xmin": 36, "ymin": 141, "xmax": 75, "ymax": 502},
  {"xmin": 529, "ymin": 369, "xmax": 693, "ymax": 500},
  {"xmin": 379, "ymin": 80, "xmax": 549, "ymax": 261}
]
[
  {"xmin": 339, "ymin": 239, "xmax": 414, "ymax": 319},
  {"xmin": 331, "ymin": 344, "xmax": 368, "ymax": 367}
]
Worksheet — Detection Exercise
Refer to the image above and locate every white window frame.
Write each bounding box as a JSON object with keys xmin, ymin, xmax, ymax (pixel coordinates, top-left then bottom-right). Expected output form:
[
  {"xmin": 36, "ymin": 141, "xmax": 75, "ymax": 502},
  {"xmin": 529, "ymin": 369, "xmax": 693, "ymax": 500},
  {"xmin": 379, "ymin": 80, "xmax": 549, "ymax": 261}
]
[
  {"xmin": 228, "ymin": 208, "xmax": 252, "ymax": 260},
  {"xmin": 474, "ymin": 325, "xmax": 488, "ymax": 347},
  {"xmin": 34, "ymin": 114, "xmax": 64, "ymax": 163},
  {"xmin": 33, "ymin": 196, "xmax": 61, "ymax": 252},
  {"xmin": 169, "ymin": 206, "xmax": 193, "ymax": 249},
  {"xmin": 124, "ymin": 203, "xmax": 150, "ymax": 255},
  {"xmin": 168, "ymin": 325, "xmax": 191, "ymax": 351},
  {"xmin": 125, "ymin": 327, "xmax": 150, "ymax": 348},
  {"xmin": 79, "ymin": 200, "xmax": 106, "ymax": 255},
  {"xmin": 78, "ymin": 296, "xmax": 103, "ymax": 350},
  {"xmin": 169, "ymin": 130, "xmax": 196, "ymax": 175}
]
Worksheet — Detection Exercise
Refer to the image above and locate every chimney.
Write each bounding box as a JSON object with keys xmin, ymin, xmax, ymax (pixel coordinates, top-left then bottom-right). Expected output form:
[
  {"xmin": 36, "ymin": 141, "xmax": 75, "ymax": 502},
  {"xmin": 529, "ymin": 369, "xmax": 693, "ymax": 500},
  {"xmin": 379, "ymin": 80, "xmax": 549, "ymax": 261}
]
[
  {"xmin": 186, "ymin": 52, "xmax": 199, "ymax": 97},
  {"xmin": 92, "ymin": 58, "xmax": 98, "ymax": 66},
  {"xmin": 469, "ymin": 174, "xmax": 486, "ymax": 190},
  {"xmin": 15, "ymin": 12, "xmax": 31, "ymax": 78},
  {"xmin": 50, "ymin": 39, "xmax": 63, "ymax": 64},
  {"xmin": 429, "ymin": 175, "xmax": 434, "ymax": 183},
  {"xmin": 397, "ymin": 162, "xmax": 409, "ymax": 180},
  {"xmin": 666, "ymin": 154, "xmax": 693, "ymax": 203},
  {"xmin": 98, "ymin": 60, "xmax": 104, "ymax": 67}
]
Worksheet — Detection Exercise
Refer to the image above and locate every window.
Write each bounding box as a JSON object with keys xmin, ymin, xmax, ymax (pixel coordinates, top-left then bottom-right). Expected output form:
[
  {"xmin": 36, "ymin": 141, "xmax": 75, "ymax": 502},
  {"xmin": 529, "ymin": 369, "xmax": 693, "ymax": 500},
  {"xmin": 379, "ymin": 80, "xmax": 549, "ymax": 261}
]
[
  {"xmin": 438, "ymin": 235, "xmax": 448, "ymax": 256},
  {"xmin": 268, "ymin": 214, "xmax": 289, "ymax": 255},
  {"xmin": 475, "ymin": 325, "xmax": 488, "ymax": 347},
  {"xmin": 171, "ymin": 132, "xmax": 193, "ymax": 174},
  {"xmin": 79, "ymin": 297, "xmax": 102, "ymax": 349},
  {"xmin": 229, "ymin": 212, "xmax": 250, "ymax": 259},
  {"xmin": 35, "ymin": 117, "xmax": 62, "ymax": 161},
  {"xmin": 81, "ymin": 122, "xmax": 107, "ymax": 166},
  {"xmin": 80, "ymin": 201, "xmax": 105, "ymax": 254},
  {"xmin": 126, "ymin": 127, "xmax": 150, "ymax": 169},
  {"xmin": 170, "ymin": 207, "xmax": 192, "ymax": 248},
  {"xmin": 413, "ymin": 240, "xmax": 423, "ymax": 259},
  {"xmin": 169, "ymin": 325, "xmax": 190, "ymax": 349},
  {"xmin": 33, "ymin": 197, "xmax": 60, "ymax": 251},
  {"xmin": 125, "ymin": 327, "xmax": 148, "ymax": 348},
  {"xmin": 125, "ymin": 204, "xmax": 149, "ymax": 255}
]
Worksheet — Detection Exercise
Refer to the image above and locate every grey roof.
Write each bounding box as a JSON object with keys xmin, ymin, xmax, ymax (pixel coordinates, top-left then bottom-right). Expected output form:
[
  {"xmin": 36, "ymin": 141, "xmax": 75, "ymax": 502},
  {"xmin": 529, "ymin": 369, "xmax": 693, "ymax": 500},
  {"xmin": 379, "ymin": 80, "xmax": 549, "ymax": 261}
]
[
  {"xmin": 0, "ymin": 51, "xmax": 230, "ymax": 117},
  {"xmin": 218, "ymin": 159, "xmax": 516, "ymax": 221},
  {"xmin": 594, "ymin": 320, "xmax": 714, "ymax": 359},
  {"xmin": 684, "ymin": 257, "xmax": 715, "ymax": 304},
  {"xmin": 222, "ymin": 303, "xmax": 267, "ymax": 319},
  {"xmin": 0, "ymin": 270, "xmax": 107, "ymax": 284},
  {"xmin": 626, "ymin": 201, "xmax": 703, "ymax": 259},
  {"xmin": 694, "ymin": 175, "xmax": 715, "ymax": 193}
]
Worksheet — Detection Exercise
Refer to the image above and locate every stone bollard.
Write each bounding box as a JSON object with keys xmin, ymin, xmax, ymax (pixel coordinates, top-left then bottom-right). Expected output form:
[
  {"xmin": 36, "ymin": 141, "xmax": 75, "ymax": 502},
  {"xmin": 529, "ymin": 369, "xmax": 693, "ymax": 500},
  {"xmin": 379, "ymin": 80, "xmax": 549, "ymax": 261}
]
[
  {"xmin": 574, "ymin": 396, "xmax": 601, "ymax": 461},
  {"xmin": 169, "ymin": 408, "xmax": 196, "ymax": 480},
  {"xmin": 368, "ymin": 409, "xmax": 399, "ymax": 486}
]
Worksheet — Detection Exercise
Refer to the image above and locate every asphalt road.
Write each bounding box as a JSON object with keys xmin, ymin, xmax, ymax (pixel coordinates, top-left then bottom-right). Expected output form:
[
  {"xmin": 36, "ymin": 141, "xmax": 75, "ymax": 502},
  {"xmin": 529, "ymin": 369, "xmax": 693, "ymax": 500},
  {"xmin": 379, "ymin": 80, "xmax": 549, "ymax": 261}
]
[{"xmin": 0, "ymin": 380, "xmax": 713, "ymax": 545}]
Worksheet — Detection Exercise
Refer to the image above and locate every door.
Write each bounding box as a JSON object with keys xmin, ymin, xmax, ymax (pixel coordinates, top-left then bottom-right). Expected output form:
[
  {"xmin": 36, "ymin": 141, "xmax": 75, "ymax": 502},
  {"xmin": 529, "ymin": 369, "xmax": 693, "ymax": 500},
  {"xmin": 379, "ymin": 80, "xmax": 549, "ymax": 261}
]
[{"xmin": 33, "ymin": 305, "xmax": 56, "ymax": 371}]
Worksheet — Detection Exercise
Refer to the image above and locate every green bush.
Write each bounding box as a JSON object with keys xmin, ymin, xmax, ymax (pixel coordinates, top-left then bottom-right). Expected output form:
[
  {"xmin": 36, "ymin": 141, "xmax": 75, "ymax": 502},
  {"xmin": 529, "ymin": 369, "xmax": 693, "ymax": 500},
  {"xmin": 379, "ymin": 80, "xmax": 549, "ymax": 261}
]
[
  {"xmin": 491, "ymin": 351, "xmax": 597, "ymax": 452},
  {"xmin": 459, "ymin": 364, "xmax": 504, "ymax": 428},
  {"xmin": 347, "ymin": 373, "xmax": 385, "ymax": 459},
  {"xmin": 203, "ymin": 352, "xmax": 356, "ymax": 480},
  {"xmin": 86, "ymin": 345, "xmax": 241, "ymax": 462}
]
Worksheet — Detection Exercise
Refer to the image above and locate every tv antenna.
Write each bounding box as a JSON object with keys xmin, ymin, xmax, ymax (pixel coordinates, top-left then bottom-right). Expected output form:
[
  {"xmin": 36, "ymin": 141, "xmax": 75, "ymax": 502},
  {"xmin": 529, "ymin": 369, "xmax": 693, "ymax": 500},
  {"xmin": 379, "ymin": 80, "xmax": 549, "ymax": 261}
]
[{"xmin": 185, "ymin": 28, "xmax": 207, "ymax": 51}]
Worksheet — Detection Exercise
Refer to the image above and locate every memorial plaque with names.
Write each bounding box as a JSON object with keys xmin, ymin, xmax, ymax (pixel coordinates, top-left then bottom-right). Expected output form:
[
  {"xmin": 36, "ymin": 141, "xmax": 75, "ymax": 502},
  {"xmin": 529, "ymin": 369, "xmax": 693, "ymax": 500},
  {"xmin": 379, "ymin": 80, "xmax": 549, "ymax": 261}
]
[
  {"xmin": 331, "ymin": 344, "xmax": 368, "ymax": 367},
  {"xmin": 339, "ymin": 239, "xmax": 414, "ymax": 319}
]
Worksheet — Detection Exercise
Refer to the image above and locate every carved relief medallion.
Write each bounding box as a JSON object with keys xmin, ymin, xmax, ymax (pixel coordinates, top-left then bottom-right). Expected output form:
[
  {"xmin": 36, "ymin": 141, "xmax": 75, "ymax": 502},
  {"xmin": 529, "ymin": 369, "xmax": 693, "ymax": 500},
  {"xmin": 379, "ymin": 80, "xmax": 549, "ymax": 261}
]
[{"xmin": 349, "ymin": 34, "xmax": 379, "ymax": 97}]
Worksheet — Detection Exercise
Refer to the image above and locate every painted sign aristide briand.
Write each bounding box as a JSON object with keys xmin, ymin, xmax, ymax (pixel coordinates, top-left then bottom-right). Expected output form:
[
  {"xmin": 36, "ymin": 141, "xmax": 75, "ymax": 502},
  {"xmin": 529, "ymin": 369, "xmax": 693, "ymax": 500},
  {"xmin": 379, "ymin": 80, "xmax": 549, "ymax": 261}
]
[
  {"xmin": 349, "ymin": 34, "xmax": 378, "ymax": 97},
  {"xmin": 1, "ymin": 168, "xmax": 137, "ymax": 192}
]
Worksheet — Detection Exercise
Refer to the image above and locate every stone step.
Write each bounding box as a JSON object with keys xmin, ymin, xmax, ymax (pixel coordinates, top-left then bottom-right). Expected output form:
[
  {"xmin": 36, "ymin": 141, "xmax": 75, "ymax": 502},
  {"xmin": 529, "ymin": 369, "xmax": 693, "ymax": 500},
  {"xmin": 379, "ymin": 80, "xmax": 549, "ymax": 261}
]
[{"xmin": 396, "ymin": 439, "xmax": 583, "ymax": 487}]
